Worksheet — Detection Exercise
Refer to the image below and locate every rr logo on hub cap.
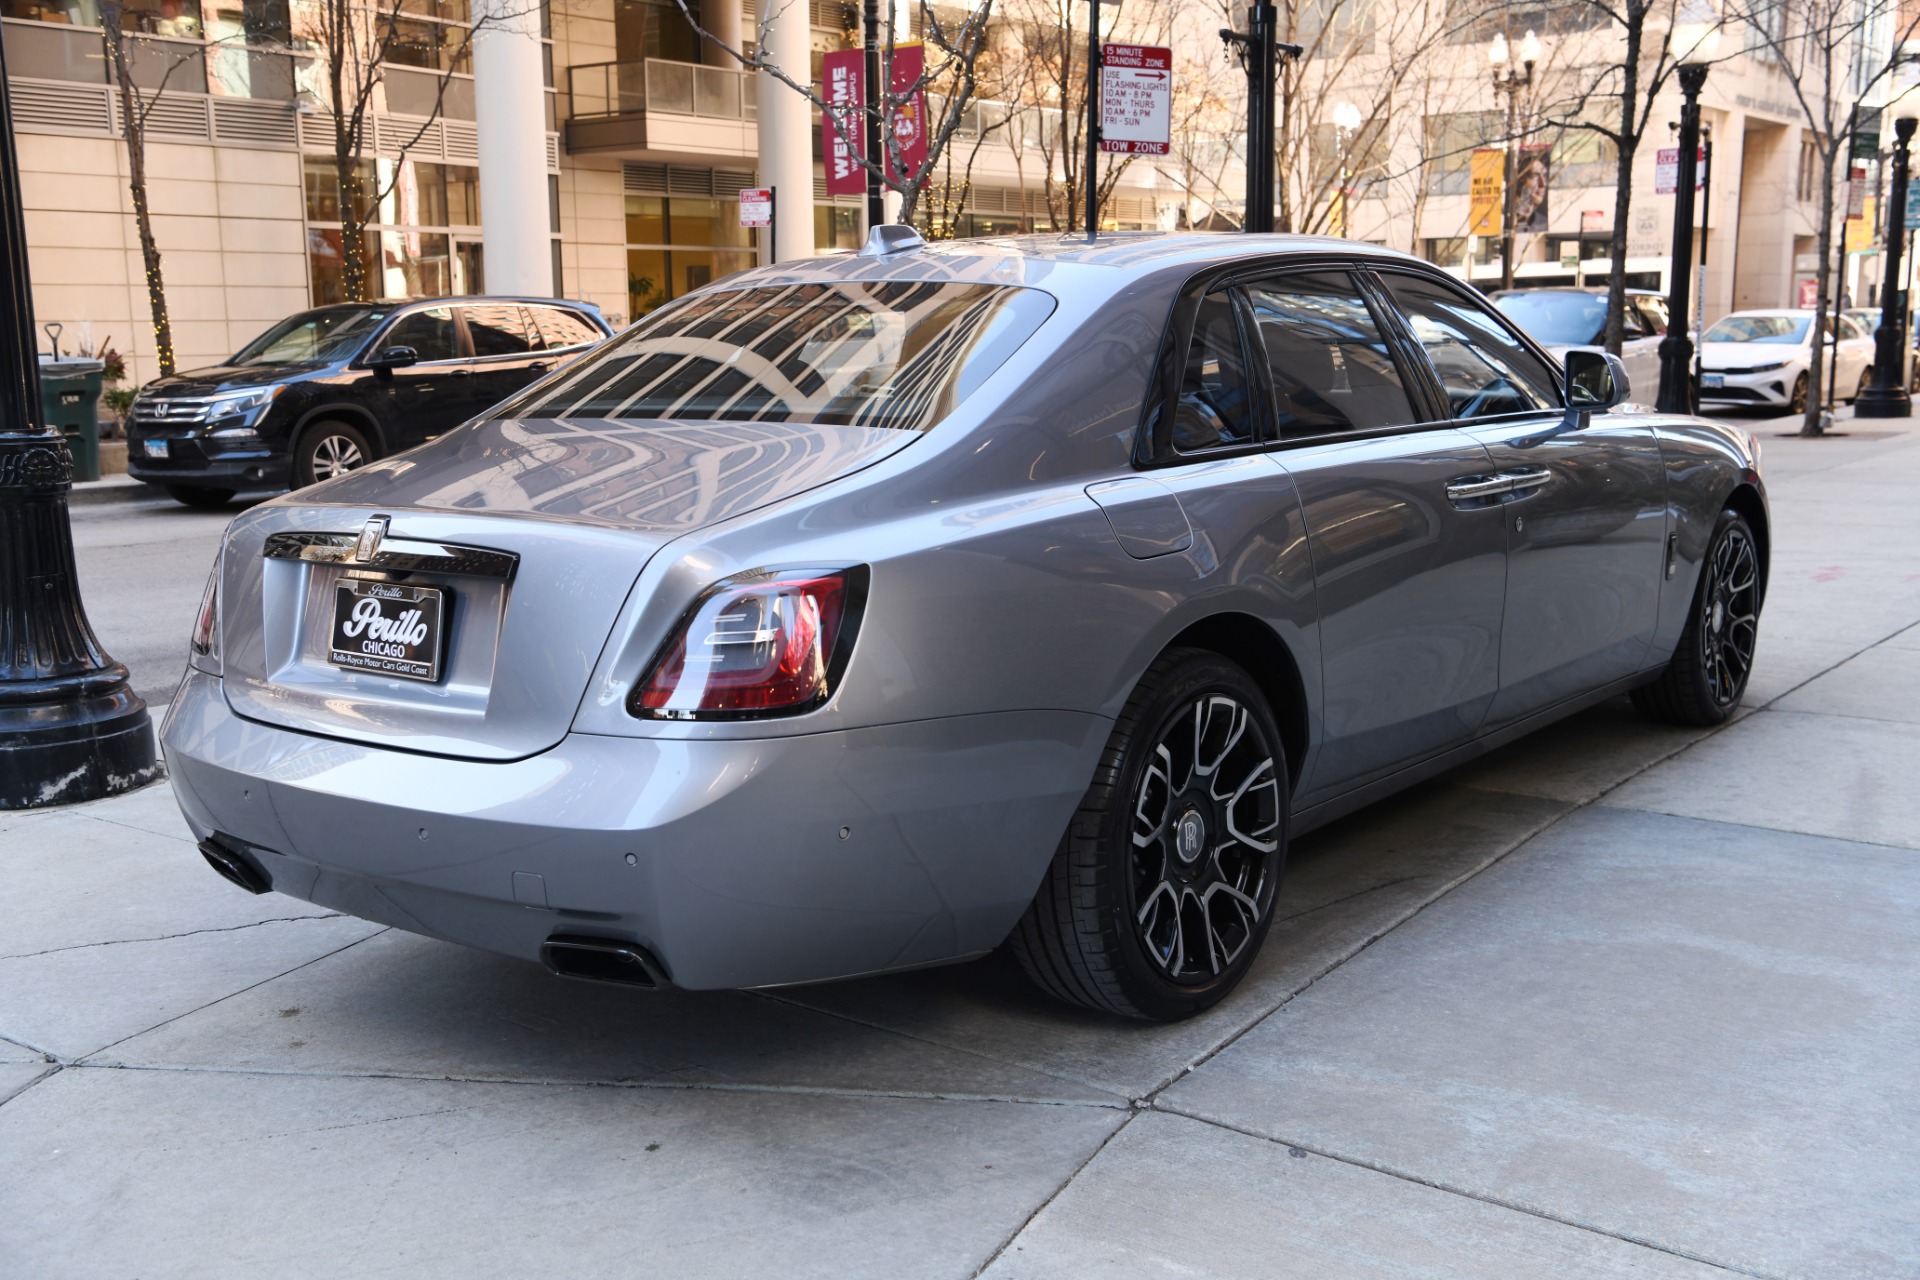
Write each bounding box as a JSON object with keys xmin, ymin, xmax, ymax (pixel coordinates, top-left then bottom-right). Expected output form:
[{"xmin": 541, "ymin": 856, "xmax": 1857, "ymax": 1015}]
[{"xmin": 1175, "ymin": 809, "xmax": 1207, "ymax": 863}]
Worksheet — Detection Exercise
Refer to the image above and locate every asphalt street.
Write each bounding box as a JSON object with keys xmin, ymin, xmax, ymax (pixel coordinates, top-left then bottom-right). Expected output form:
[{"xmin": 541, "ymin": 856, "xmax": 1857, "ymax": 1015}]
[{"xmin": 6, "ymin": 412, "xmax": 1918, "ymax": 1277}]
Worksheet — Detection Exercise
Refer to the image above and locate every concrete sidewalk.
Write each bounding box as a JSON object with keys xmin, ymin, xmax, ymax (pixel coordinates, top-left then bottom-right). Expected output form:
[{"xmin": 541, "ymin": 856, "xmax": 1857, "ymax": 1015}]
[{"xmin": 4, "ymin": 419, "xmax": 1918, "ymax": 1278}]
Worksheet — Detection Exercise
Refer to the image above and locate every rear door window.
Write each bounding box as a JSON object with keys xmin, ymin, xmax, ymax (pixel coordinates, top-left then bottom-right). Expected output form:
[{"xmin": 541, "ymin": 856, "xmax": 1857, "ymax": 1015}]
[
  {"xmin": 1242, "ymin": 272, "xmax": 1416, "ymax": 439},
  {"xmin": 462, "ymin": 304, "xmax": 537, "ymax": 357},
  {"xmin": 1383, "ymin": 274, "xmax": 1561, "ymax": 419},
  {"xmin": 1169, "ymin": 290, "xmax": 1259, "ymax": 452},
  {"xmin": 381, "ymin": 306, "xmax": 461, "ymax": 363}
]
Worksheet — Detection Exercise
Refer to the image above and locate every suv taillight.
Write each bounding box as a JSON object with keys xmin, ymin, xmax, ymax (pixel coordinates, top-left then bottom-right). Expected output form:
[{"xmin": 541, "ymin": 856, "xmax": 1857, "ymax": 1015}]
[{"xmin": 631, "ymin": 567, "xmax": 867, "ymax": 720}]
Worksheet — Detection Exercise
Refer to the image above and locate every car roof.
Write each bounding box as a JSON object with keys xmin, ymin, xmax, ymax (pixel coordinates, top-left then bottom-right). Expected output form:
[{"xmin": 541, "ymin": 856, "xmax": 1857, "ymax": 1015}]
[
  {"xmin": 710, "ymin": 231, "xmax": 1441, "ymax": 300},
  {"xmin": 371, "ymin": 296, "xmax": 606, "ymax": 313}
]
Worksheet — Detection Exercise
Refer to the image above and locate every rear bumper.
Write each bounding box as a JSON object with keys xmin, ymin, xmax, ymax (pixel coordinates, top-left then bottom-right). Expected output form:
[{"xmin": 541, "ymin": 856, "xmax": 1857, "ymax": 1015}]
[{"xmin": 160, "ymin": 671, "xmax": 1107, "ymax": 989}]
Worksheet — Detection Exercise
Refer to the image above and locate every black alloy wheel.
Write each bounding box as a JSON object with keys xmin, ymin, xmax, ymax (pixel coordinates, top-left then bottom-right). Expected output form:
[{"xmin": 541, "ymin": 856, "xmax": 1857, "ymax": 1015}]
[
  {"xmin": 1633, "ymin": 508, "xmax": 1761, "ymax": 726},
  {"xmin": 292, "ymin": 420, "xmax": 373, "ymax": 489},
  {"xmin": 1012, "ymin": 649, "xmax": 1288, "ymax": 1021},
  {"xmin": 165, "ymin": 484, "xmax": 234, "ymax": 509},
  {"xmin": 1854, "ymin": 367, "xmax": 1873, "ymax": 402}
]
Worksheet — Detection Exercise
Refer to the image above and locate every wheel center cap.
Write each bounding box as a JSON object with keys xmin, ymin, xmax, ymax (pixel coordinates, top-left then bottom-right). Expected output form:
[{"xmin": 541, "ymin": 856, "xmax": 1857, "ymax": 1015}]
[
  {"xmin": 1710, "ymin": 599, "xmax": 1725, "ymax": 633},
  {"xmin": 1174, "ymin": 808, "xmax": 1208, "ymax": 864}
]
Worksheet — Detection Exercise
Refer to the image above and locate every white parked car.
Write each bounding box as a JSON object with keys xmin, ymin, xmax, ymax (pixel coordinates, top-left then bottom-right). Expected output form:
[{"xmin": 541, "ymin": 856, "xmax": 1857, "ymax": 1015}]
[
  {"xmin": 1492, "ymin": 287, "xmax": 1667, "ymax": 401},
  {"xmin": 1699, "ymin": 309, "xmax": 1874, "ymax": 414}
]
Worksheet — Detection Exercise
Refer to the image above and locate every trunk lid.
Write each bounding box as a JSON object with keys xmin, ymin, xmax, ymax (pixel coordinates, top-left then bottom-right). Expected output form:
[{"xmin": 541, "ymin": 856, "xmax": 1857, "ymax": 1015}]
[{"xmin": 218, "ymin": 417, "xmax": 914, "ymax": 760}]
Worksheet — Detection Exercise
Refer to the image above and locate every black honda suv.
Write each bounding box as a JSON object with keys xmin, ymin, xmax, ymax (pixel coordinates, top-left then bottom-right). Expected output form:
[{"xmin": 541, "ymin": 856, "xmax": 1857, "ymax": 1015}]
[{"xmin": 126, "ymin": 296, "xmax": 613, "ymax": 507}]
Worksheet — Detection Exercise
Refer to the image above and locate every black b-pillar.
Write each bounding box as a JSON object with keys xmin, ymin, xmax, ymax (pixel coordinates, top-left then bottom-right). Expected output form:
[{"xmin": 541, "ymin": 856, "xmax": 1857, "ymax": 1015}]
[
  {"xmin": 1856, "ymin": 115, "xmax": 1916, "ymax": 418},
  {"xmin": 1656, "ymin": 61, "xmax": 1710, "ymax": 415},
  {"xmin": 0, "ymin": 44, "xmax": 159, "ymax": 809}
]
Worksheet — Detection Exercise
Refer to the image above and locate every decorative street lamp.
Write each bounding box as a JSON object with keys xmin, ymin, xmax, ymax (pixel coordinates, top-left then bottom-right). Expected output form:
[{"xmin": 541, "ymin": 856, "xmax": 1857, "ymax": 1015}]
[
  {"xmin": 1332, "ymin": 99, "xmax": 1362, "ymax": 238},
  {"xmin": 1655, "ymin": 14, "xmax": 1721, "ymax": 415},
  {"xmin": 0, "ymin": 46, "xmax": 158, "ymax": 809},
  {"xmin": 1855, "ymin": 112, "xmax": 1917, "ymax": 418},
  {"xmin": 1489, "ymin": 29, "xmax": 1539, "ymax": 292}
]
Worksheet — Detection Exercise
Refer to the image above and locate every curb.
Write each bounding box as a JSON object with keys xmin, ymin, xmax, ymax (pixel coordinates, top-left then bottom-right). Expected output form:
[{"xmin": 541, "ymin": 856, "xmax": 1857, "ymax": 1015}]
[{"xmin": 68, "ymin": 477, "xmax": 169, "ymax": 507}]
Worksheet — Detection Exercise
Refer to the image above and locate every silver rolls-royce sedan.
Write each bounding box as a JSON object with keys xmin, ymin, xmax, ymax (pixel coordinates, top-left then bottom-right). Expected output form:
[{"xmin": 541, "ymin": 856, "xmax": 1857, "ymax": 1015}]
[{"xmin": 162, "ymin": 231, "xmax": 1767, "ymax": 1022}]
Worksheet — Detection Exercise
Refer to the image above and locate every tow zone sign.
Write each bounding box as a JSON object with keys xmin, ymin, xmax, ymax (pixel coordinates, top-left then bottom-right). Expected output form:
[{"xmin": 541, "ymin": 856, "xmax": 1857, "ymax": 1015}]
[{"xmin": 1100, "ymin": 44, "xmax": 1172, "ymax": 156}]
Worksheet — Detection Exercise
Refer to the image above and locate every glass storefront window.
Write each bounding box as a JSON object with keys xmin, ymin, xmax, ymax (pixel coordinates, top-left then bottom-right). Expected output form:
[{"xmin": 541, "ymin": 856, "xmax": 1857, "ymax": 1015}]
[
  {"xmin": 815, "ymin": 205, "xmax": 860, "ymax": 252},
  {"xmin": 625, "ymin": 193, "xmax": 753, "ymax": 319},
  {"xmin": 376, "ymin": 228, "xmax": 452, "ymax": 298},
  {"xmin": 307, "ymin": 157, "xmax": 481, "ymax": 304}
]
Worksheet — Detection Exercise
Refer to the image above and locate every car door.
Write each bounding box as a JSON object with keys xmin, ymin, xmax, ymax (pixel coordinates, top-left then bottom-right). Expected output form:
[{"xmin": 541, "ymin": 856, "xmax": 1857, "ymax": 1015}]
[
  {"xmin": 1836, "ymin": 314, "xmax": 1875, "ymax": 394},
  {"xmin": 1622, "ymin": 298, "xmax": 1665, "ymax": 400},
  {"xmin": 459, "ymin": 303, "xmax": 550, "ymax": 416},
  {"xmin": 1238, "ymin": 268, "xmax": 1508, "ymax": 798},
  {"xmin": 1378, "ymin": 270, "xmax": 1667, "ymax": 726},
  {"xmin": 367, "ymin": 304, "xmax": 470, "ymax": 448}
]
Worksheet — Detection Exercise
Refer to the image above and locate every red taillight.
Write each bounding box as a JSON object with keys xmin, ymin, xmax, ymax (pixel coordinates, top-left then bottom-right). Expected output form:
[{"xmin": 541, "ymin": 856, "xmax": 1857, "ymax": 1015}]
[
  {"xmin": 633, "ymin": 569, "xmax": 864, "ymax": 719},
  {"xmin": 190, "ymin": 565, "xmax": 219, "ymax": 665}
]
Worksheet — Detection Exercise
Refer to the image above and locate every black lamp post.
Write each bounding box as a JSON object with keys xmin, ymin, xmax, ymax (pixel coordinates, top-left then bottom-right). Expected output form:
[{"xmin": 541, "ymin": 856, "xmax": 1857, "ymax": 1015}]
[
  {"xmin": 1490, "ymin": 30, "xmax": 1538, "ymax": 293},
  {"xmin": 0, "ymin": 47, "xmax": 159, "ymax": 809},
  {"xmin": 1656, "ymin": 59, "xmax": 1712, "ymax": 414},
  {"xmin": 1855, "ymin": 114, "xmax": 1916, "ymax": 418},
  {"xmin": 1222, "ymin": 7, "xmax": 1302, "ymax": 234}
]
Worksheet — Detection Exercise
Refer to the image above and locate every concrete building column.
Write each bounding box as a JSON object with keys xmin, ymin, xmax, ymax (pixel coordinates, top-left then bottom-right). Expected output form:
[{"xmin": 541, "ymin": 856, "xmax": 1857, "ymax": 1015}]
[
  {"xmin": 704, "ymin": 0, "xmax": 743, "ymax": 66},
  {"xmin": 472, "ymin": 0, "xmax": 552, "ymax": 296},
  {"xmin": 757, "ymin": 0, "xmax": 814, "ymax": 261}
]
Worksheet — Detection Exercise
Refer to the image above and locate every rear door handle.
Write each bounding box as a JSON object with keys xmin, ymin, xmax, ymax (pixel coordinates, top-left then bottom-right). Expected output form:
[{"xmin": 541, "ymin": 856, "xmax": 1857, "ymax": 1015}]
[
  {"xmin": 1446, "ymin": 474, "xmax": 1514, "ymax": 504},
  {"xmin": 450, "ymin": 369, "xmax": 472, "ymax": 378},
  {"xmin": 529, "ymin": 360, "xmax": 550, "ymax": 373},
  {"xmin": 1501, "ymin": 467, "xmax": 1553, "ymax": 498}
]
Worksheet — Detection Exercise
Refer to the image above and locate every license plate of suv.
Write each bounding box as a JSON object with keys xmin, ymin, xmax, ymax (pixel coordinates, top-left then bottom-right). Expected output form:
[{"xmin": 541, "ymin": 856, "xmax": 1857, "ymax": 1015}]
[
  {"xmin": 143, "ymin": 438, "xmax": 169, "ymax": 458},
  {"xmin": 328, "ymin": 579, "xmax": 448, "ymax": 682}
]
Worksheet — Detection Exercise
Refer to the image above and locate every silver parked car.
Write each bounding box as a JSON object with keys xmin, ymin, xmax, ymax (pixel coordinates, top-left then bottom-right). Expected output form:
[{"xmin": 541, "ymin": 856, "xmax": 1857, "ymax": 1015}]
[{"xmin": 163, "ymin": 232, "xmax": 1769, "ymax": 1021}]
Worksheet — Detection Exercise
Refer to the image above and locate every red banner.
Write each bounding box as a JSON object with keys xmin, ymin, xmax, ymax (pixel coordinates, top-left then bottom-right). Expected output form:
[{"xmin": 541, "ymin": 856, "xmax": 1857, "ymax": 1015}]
[
  {"xmin": 821, "ymin": 48, "xmax": 865, "ymax": 198},
  {"xmin": 888, "ymin": 42, "xmax": 928, "ymax": 183}
]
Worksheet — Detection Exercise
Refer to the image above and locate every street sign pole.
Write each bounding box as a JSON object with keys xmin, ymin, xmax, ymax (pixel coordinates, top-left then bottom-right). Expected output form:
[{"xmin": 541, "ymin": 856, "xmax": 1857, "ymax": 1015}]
[
  {"xmin": 0, "ymin": 42, "xmax": 158, "ymax": 808},
  {"xmin": 1085, "ymin": 0, "xmax": 1101, "ymax": 241}
]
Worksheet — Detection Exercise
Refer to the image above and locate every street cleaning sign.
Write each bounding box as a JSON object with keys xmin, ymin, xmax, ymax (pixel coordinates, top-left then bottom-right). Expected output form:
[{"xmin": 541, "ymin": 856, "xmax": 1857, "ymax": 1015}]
[
  {"xmin": 1655, "ymin": 147, "xmax": 1705, "ymax": 194},
  {"xmin": 1099, "ymin": 44, "xmax": 1172, "ymax": 155},
  {"xmin": 738, "ymin": 188, "xmax": 772, "ymax": 228}
]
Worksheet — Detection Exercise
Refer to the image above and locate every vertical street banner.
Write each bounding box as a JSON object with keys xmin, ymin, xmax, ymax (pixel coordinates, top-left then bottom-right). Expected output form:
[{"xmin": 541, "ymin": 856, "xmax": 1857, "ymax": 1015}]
[
  {"xmin": 1468, "ymin": 149, "xmax": 1504, "ymax": 237},
  {"xmin": 1845, "ymin": 196, "xmax": 1877, "ymax": 253},
  {"xmin": 821, "ymin": 49, "xmax": 866, "ymax": 198},
  {"xmin": 1513, "ymin": 143, "xmax": 1549, "ymax": 233},
  {"xmin": 1907, "ymin": 177, "xmax": 1920, "ymax": 231},
  {"xmin": 1099, "ymin": 43, "xmax": 1173, "ymax": 155},
  {"xmin": 1847, "ymin": 165, "xmax": 1867, "ymax": 219},
  {"xmin": 888, "ymin": 42, "xmax": 928, "ymax": 183}
]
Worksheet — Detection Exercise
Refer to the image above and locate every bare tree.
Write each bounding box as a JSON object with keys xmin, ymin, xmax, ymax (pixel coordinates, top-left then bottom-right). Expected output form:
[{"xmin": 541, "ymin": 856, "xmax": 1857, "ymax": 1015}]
[
  {"xmin": 305, "ymin": 0, "xmax": 528, "ymax": 302},
  {"xmin": 670, "ymin": 0, "xmax": 998, "ymax": 223},
  {"xmin": 96, "ymin": 3, "xmax": 211, "ymax": 377},
  {"xmin": 1726, "ymin": 0, "xmax": 1920, "ymax": 434}
]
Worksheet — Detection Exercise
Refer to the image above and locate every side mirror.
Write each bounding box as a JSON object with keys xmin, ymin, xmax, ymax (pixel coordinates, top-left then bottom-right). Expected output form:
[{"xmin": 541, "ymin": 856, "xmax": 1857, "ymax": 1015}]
[
  {"xmin": 367, "ymin": 345, "xmax": 418, "ymax": 370},
  {"xmin": 1564, "ymin": 347, "xmax": 1631, "ymax": 409}
]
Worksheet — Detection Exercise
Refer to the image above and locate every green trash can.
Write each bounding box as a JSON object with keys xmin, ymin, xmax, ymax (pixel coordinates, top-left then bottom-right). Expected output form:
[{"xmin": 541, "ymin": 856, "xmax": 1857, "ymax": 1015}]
[{"xmin": 37, "ymin": 356, "xmax": 105, "ymax": 483}]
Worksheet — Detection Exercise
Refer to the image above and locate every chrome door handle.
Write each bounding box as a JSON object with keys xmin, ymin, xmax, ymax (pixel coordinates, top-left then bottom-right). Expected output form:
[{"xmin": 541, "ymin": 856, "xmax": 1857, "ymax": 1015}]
[
  {"xmin": 529, "ymin": 360, "xmax": 550, "ymax": 373},
  {"xmin": 1501, "ymin": 467, "xmax": 1553, "ymax": 497},
  {"xmin": 1446, "ymin": 474, "xmax": 1515, "ymax": 503}
]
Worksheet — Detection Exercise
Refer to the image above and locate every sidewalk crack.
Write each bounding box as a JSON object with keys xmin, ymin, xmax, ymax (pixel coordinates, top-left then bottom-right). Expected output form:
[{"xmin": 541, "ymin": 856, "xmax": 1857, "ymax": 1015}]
[{"xmin": 1, "ymin": 914, "xmax": 345, "ymax": 961}]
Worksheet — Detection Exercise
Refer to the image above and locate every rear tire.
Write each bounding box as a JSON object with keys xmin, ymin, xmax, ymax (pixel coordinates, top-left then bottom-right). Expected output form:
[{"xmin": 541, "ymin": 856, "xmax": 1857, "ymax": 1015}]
[
  {"xmin": 165, "ymin": 484, "xmax": 234, "ymax": 509},
  {"xmin": 1632, "ymin": 508, "xmax": 1761, "ymax": 727},
  {"xmin": 1852, "ymin": 367, "xmax": 1872, "ymax": 403},
  {"xmin": 292, "ymin": 420, "xmax": 373, "ymax": 489},
  {"xmin": 1783, "ymin": 372, "xmax": 1809, "ymax": 416},
  {"xmin": 1010, "ymin": 649, "xmax": 1289, "ymax": 1021}
]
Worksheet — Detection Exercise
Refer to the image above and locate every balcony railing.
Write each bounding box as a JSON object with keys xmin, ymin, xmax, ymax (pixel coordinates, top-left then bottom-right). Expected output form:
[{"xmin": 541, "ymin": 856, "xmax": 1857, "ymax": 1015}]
[{"xmin": 568, "ymin": 58, "xmax": 756, "ymax": 123}]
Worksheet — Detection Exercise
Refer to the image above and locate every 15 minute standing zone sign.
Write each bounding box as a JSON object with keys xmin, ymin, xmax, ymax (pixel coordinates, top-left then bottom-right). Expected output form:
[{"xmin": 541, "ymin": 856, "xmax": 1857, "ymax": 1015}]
[{"xmin": 1100, "ymin": 44, "xmax": 1172, "ymax": 156}]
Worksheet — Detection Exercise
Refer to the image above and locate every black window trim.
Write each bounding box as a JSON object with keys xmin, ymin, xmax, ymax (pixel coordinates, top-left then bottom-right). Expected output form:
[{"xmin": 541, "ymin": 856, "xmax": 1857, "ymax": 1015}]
[
  {"xmin": 358, "ymin": 301, "xmax": 473, "ymax": 368},
  {"xmin": 457, "ymin": 302, "xmax": 544, "ymax": 366}
]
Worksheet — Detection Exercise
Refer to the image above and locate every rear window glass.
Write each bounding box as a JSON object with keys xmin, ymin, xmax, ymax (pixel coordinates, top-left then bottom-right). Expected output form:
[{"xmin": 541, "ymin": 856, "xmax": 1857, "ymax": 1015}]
[{"xmin": 517, "ymin": 280, "xmax": 1055, "ymax": 431}]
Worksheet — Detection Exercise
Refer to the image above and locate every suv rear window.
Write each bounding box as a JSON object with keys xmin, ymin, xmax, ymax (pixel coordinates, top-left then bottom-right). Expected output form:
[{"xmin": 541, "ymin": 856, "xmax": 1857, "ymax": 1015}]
[{"xmin": 517, "ymin": 280, "xmax": 1054, "ymax": 431}]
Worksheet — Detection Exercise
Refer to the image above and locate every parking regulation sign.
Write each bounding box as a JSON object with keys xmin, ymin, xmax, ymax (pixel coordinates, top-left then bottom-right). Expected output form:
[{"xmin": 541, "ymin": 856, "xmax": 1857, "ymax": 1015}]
[
  {"xmin": 1100, "ymin": 43, "xmax": 1172, "ymax": 155},
  {"xmin": 739, "ymin": 188, "xmax": 772, "ymax": 228}
]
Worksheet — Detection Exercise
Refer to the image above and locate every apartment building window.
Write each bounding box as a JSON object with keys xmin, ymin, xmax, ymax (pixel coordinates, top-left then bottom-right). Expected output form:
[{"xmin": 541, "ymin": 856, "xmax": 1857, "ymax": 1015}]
[
  {"xmin": 616, "ymin": 0, "xmax": 699, "ymax": 62},
  {"xmin": 4, "ymin": 0, "xmax": 202, "ymax": 35},
  {"xmin": 626, "ymin": 195, "xmax": 753, "ymax": 318},
  {"xmin": 1799, "ymin": 136, "xmax": 1823, "ymax": 203},
  {"xmin": 306, "ymin": 155, "xmax": 485, "ymax": 305},
  {"xmin": 1423, "ymin": 237, "xmax": 1498, "ymax": 266},
  {"xmin": 1423, "ymin": 112, "xmax": 1502, "ymax": 193}
]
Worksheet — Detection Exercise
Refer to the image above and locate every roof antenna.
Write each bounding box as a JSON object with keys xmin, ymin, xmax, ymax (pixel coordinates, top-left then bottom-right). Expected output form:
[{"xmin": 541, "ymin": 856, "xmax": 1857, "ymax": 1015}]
[{"xmin": 859, "ymin": 225, "xmax": 927, "ymax": 257}]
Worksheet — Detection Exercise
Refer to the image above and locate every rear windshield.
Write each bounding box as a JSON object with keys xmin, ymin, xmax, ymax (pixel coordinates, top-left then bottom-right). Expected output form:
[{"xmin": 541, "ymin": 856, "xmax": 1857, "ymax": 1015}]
[
  {"xmin": 1705, "ymin": 315, "xmax": 1808, "ymax": 344},
  {"xmin": 232, "ymin": 306, "xmax": 391, "ymax": 364},
  {"xmin": 515, "ymin": 280, "xmax": 1055, "ymax": 431},
  {"xmin": 1494, "ymin": 292, "xmax": 1605, "ymax": 346}
]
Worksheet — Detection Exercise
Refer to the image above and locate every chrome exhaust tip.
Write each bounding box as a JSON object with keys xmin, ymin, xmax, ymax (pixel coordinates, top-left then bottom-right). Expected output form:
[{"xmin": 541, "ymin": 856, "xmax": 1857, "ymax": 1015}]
[
  {"xmin": 198, "ymin": 835, "xmax": 271, "ymax": 895},
  {"xmin": 541, "ymin": 934, "xmax": 670, "ymax": 989}
]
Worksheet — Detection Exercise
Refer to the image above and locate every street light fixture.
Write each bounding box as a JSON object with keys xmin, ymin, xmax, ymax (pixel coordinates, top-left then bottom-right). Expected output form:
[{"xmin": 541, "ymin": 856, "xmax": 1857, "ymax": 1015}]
[
  {"xmin": 1856, "ymin": 112, "xmax": 1917, "ymax": 417},
  {"xmin": 1222, "ymin": 7, "xmax": 1305, "ymax": 234},
  {"xmin": 1490, "ymin": 29, "xmax": 1538, "ymax": 292},
  {"xmin": 1655, "ymin": 7, "xmax": 1722, "ymax": 414}
]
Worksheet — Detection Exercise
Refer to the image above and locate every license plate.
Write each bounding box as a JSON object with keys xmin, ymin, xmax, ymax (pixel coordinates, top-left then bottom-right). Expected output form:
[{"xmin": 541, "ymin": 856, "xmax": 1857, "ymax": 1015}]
[
  {"xmin": 328, "ymin": 579, "xmax": 447, "ymax": 682},
  {"xmin": 144, "ymin": 438, "xmax": 169, "ymax": 458},
  {"xmin": 1702, "ymin": 374, "xmax": 1724, "ymax": 388}
]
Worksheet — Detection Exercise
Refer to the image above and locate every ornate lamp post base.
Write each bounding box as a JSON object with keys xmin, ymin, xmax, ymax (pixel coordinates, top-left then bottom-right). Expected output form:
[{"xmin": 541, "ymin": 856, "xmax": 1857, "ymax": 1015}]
[{"xmin": 0, "ymin": 433, "xmax": 159, "ymax": 810}]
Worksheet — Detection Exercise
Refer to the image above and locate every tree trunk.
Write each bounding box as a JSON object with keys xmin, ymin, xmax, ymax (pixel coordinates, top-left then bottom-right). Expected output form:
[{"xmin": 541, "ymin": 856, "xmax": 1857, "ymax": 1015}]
[
  {"xmin": 1803, "ymin": 151, "xmax": 1837, "ymax": 436},
  {"xmin": 1602, "ymin": 5, "xmax": 1645, "ymax": 356},
  {"xmin": 102, "ymin": 22, "xmax": 175, "ymax": 377}
]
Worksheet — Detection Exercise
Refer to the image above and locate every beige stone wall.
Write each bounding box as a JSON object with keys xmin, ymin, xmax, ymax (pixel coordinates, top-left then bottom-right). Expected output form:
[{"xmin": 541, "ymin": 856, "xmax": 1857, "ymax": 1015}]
[
  {"xmin": 20, "ymin": 131, "xmax": 309, "ymax": 387},
  {"xmin": 558, "ymin": 160, "xmax": 632, "ymax": 325}
]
